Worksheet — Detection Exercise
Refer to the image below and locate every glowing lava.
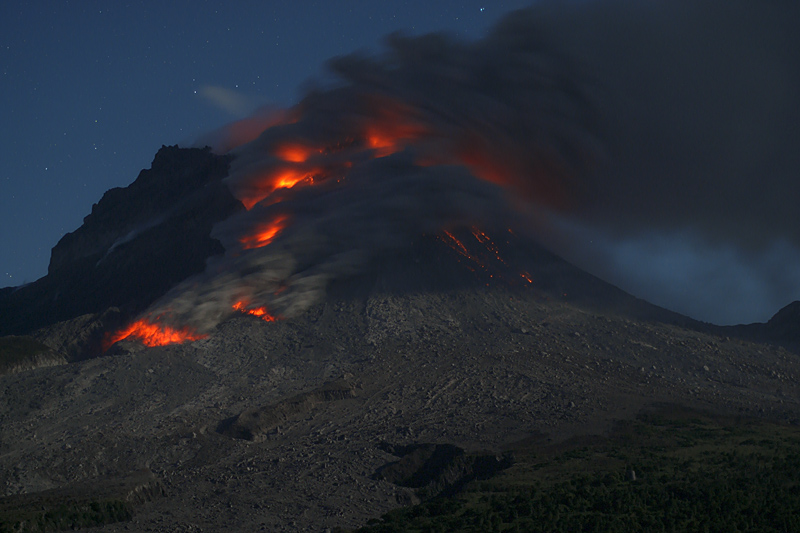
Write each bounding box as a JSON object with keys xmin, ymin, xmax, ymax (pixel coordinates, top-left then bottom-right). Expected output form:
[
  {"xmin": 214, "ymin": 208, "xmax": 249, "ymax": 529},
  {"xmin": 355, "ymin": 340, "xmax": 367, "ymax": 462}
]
[
  {"xmin": 239, "ymin": 214, "xmax": 289, "ymax": 250},
  {"xmin": 103, "ymin": 319, "xmax": 206, "ymax": 350},
  {"xmin": 439, "ymin": 230, "xmax": 487, "ymax": 273},
  {"xmin": 240, "ymin": 168, "xmax": 319, "ymax": 210},
  {"xmin": 274, "ymin": 143, "xmax": 317, "ymax": 163},
  {"xmin": 232, "ymin": 300, "xmax": 278, "ymax": 321},
  {"xmin": 439, "ymin": 228, "xmax": 536, "ymax": 285},
  {"xmin": 471, "ymin": 228, "xmax": 507, "ymax": 266}
]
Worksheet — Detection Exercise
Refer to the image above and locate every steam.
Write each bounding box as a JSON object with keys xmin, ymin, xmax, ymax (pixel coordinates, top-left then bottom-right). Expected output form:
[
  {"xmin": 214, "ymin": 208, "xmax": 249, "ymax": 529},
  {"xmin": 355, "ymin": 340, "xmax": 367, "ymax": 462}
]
[
  {"xmin": 150, "ymin": 0, "xmax": 800, "ymax": 331},
  {"xmin": 198, "ymin": 85, "xmax": 260, "ymax": 117}
]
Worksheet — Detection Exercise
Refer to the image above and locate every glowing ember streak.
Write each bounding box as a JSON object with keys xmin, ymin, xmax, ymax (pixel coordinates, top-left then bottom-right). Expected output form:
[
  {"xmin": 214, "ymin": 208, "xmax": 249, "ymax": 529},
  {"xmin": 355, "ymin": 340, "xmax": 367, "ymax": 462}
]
[
  {"xmin": 442, "ymin": 230, "xmax": 471, "ymax": 257},
  {"xmin": 232, "ymin": 300, "xmax": 278, "ymax": 322},
  {"xmin": 471, "ymin": 228, "xmax": 507, "ymax": 266},
  {"xmin": 240, "ymin": 168, "xmax": 319, "ymax": 210},
  {"xmin": 439, "ymin": 228, "xmax": 523, "ymax": 282},
  {"xmin": 440, "ymin": 230, "xmax": 487, "ymax": 271},
  {"xmin": 240, "ymin": 214, "xmax": 289, "ymax": 250},
  {"xmin": 103, "ymin": 319, "xmax": 206, "ymax": 350}
]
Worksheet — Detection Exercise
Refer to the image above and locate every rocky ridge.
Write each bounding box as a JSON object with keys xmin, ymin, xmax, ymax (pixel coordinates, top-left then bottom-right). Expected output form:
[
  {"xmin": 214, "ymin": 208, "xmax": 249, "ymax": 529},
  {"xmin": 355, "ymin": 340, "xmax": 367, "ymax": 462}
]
[{"xmin": 0, "ymin": 146, "xmax": 240, "ymax": 337}]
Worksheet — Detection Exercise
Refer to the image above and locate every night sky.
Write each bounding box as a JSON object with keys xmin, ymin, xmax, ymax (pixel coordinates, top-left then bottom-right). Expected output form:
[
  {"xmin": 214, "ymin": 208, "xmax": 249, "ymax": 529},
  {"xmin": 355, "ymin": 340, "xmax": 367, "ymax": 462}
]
[{"xmin": 1, "ymin": 0, "xmax": 530, "ymax": 287}]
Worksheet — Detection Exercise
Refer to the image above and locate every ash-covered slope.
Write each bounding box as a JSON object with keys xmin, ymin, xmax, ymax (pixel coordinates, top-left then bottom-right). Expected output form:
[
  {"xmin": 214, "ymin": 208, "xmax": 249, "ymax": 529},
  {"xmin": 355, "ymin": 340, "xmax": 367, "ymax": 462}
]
[{"xmin": 0, "ymin": 146, "xmax": 241, "ymax": 337}]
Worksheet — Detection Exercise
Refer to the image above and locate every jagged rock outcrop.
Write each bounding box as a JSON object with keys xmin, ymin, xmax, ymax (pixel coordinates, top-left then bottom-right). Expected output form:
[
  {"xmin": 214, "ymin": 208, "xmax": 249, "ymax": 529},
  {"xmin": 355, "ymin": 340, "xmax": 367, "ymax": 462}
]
[{"xmin": 0, "ymin": 146, "xmax": 242, "ymax": 337}]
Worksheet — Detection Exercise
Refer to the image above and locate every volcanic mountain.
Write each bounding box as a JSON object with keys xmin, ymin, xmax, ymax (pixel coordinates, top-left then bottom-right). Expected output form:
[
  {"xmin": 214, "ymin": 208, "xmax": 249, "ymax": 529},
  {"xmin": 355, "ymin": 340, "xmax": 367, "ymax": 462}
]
[
  {"xmin": 1, "ymin": 142, "xmax": 799, "ymax": 530},
  {"xmin": 2, "ymin": 2, "xmax": 800, "ymax": 530},
  {"xmin": 0, "ymin": 137, "xmax": 688, "ymax": 360}
]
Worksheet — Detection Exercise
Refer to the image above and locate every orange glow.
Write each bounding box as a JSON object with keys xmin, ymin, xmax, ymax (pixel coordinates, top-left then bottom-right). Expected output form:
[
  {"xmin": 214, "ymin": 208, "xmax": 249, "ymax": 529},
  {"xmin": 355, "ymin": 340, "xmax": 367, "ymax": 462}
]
[
  {"xmin": 363, "ymin": 98, "xmax": 428, "ymax": 158},
  {"xmin": 520, "ymin": 271, "xmax": 533, "ymax": 283},
  {"xmin": 274, "ymin": 168, "xmax": 314, "ymax": 189},
  {"xmin": 239, "ymin": 214, "xmax": 289, "ymax": 250},
  {"xmin": 471, "ymin": 228, "xmax": 507, "ymax": 266},
  {"xmin": 240, "ymin": 168, "xmax": 319, "ymax": 210},
  {"xmin": 366, "ymin": 129, "xmax": 404, "ymax": 158},
  {"xmin": 364, "ymin": 122, "xmax": 427, "ymax": 158},
  {"xmin": 440, "ymin": 230, "xmax": 487, "ymax": 271},
  {"xmin": 456, "ymin": 137, "xmax": 576, "ymax": 212},
  {"xmin": 458, "ymin": 145, "xmax": 508, "ymax": 187},
  {"xmin": 232, "ymin": 300, "xmax": 278, "ymax": 322},
  {"xmin": 103, "ymin": 319, "xmax": 206, "ymax": 350},
  {"xmin": 274, "ymin": 143, "xmax": 316, "ymax": 163}
]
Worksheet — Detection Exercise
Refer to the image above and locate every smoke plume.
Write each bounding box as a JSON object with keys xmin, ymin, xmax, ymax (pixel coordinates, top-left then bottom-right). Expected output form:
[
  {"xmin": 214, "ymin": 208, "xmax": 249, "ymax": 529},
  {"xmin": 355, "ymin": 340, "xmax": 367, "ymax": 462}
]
[
  {"xmin": 130, "ymin": 0, "xmax": 799, "ymax": 337},
  {"xmin": 530, "ymin": 0, "xmax": 800, "ymax": 323}
]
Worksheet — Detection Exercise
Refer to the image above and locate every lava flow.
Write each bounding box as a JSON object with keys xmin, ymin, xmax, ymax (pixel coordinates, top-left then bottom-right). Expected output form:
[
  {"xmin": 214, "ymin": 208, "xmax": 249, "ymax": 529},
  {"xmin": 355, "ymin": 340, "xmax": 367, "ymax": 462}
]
[
  {"xmin": 102, "ymin": 318, "xmax": 207, "ymax": 350},
  {"xmin": 232, "ymin": 300, "xmax": 278, "ymax": 321},
  {"xmin": 239, "ymin": 214, "xmax": 289, "ymax": 250},
  {"xmin": 239, "ymin": 168, "xmax": 321, "ymax": 210},
  {"xmin": 439, "ymin": 228, "xmax": 538, "ymax": 285}
]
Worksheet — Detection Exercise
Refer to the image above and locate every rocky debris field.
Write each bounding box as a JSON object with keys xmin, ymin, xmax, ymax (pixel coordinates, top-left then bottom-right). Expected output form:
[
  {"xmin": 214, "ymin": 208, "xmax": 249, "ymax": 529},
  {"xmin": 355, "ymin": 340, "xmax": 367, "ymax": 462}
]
[{"xmin": 1, "ymin": 281, "xmax": 799, "ymax": 532}]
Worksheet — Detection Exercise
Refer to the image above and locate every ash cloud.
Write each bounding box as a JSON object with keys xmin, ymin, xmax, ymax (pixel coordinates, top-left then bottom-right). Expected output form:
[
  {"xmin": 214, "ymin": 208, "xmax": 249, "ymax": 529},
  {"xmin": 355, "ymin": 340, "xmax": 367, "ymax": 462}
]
[
  {"xmin": 527, "ymin": 0, "xmax": 800, "ymax": 323},
  {"xmin": 156, "ymin": 0, "xmax": 800, "ymax": 329}
]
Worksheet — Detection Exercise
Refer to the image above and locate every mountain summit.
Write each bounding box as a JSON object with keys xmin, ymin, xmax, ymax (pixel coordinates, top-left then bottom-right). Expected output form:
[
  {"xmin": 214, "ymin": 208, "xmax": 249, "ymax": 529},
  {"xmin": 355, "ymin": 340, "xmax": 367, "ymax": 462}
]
[{"xmin": 0, "ymin": 146, "xmax": 239, "ymax": 338}]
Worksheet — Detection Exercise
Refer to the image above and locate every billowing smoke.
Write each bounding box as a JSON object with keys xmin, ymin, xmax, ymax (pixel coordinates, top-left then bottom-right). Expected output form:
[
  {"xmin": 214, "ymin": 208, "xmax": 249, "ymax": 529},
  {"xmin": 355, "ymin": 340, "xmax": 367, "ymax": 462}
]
[
  {"xmin": 528, "ymin": 0, "xmax": 800, "ymax": 323},
  {"xmin": 114, "ymin": 0, "xmax": 799, "ymax": 343}
]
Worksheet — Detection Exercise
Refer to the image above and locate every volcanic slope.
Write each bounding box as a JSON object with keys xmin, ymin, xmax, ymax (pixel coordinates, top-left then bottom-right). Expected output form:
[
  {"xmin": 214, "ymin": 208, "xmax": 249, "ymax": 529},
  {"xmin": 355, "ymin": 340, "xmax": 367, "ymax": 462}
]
[{"xmin": 2, "ymin": 229, "xmax": 800, "ymax": 532}]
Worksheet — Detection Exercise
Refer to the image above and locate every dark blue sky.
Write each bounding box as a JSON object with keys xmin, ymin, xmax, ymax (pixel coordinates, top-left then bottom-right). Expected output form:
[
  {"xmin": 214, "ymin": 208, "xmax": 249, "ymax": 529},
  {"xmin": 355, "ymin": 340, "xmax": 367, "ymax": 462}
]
[{"xmin": 1, "ymin": 0, "xmax": 531, "ymax": 286}]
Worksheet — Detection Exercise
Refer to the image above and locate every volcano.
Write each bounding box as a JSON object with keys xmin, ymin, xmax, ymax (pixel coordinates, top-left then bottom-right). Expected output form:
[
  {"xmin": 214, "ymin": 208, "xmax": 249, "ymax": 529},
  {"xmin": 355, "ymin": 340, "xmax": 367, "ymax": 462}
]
[
  {"xmin": 3, "ymin": 1, "xmax": 800, "ymax": 530},
  {"xmin": 0, "ymin": 140, "xmax": 685, "ymax": 359},
  {"xmin": 1, "ymin": 143, "xmax": 799, "ymax": 531}
]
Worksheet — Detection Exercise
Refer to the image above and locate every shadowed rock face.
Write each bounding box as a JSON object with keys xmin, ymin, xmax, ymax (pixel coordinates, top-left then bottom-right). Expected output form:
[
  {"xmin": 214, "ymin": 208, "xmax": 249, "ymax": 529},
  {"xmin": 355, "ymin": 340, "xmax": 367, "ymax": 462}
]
[
  {"xmin": 764, "ymin": 301, "xmax": 800, "ymax": 343},
  {"xmin": 0, "ymin": 146, "xmax": 242, "ymax": 336}
]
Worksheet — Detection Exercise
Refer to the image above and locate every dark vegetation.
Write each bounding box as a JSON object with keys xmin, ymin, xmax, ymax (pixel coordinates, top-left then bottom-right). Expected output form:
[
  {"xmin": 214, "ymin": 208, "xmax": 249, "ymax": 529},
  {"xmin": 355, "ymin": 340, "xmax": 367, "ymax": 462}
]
[
  {"xmin": 352, "ymin": 407, "xmax": 800, "ymax": 532},
  {"xmin": 0, "ymin": 499, "xmax": 131, "ymax": 533},
  {"xmin": 0, "ymin": 471, "xmax": 160, "ymax": 532}
]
